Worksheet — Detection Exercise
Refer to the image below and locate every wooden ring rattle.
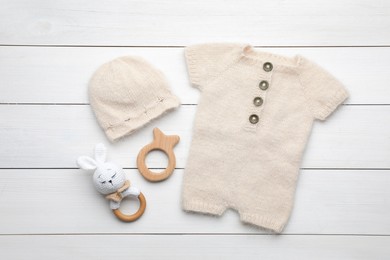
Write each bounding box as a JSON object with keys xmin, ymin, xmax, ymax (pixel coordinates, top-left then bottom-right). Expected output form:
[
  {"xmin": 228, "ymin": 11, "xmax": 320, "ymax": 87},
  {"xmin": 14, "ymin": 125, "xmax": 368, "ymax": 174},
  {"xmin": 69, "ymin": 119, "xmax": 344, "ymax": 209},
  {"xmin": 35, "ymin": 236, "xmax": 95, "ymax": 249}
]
[
  {"xmin": 112, "ymin": 192, "xmax": 147, "ymax": 222},
  {"xmin": 77, "ymin": 143, "xmax": 147, "ymax": 222},
  {"xmin": 137, "ymin": 128, "xmax": 180, "ymax": 182}
]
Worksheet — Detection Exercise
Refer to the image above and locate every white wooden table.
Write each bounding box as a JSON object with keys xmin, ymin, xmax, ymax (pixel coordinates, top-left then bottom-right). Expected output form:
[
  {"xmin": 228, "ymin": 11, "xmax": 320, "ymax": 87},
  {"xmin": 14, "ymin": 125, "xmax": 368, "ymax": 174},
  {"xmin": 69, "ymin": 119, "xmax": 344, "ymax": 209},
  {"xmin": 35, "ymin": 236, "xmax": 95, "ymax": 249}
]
[{"xmin": 0, "ymin": 1, "xmax": 389, "ymax": 259}]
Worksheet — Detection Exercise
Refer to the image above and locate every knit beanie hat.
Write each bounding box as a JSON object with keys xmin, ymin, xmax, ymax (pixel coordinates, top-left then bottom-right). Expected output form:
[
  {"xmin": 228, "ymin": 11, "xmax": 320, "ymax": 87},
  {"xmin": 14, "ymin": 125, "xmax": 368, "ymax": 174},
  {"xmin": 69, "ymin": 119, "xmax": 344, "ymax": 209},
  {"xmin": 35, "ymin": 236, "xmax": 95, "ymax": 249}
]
[{"xmin": 89, "ymin": 56, "xmax": 180, "ymax": 142}]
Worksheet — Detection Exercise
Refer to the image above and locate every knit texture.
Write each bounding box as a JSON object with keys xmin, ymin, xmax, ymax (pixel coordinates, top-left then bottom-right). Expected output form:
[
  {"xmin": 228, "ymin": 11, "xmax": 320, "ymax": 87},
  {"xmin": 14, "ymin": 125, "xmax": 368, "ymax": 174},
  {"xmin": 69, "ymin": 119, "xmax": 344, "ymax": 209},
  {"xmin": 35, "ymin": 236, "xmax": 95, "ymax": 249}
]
[
  {"xmin": 89, "ymin": 56, "xmax": 180, "ymax": 142},
  {"xmin": 181, "ymin": 43, "xmax": 349, "ymax": 233},
  {"xmin": 105, "ymin": 180, "xmax": 131, "ymax": 202}
]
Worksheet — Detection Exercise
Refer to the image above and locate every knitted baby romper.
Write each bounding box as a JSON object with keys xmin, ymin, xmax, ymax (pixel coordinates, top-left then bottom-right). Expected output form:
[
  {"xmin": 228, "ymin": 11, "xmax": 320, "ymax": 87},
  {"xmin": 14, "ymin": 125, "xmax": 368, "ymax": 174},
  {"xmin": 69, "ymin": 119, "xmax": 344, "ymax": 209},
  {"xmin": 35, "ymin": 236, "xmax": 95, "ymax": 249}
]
[{"xmin": 181, "ymin": 43, "xmax": 349, "ymax": 233}]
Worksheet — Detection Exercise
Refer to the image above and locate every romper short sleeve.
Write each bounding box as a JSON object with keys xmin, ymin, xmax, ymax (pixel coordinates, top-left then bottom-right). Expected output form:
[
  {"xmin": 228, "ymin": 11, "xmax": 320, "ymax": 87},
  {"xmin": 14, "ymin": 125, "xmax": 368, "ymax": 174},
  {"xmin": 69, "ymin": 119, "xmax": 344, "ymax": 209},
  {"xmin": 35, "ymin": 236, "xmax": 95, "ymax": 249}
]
[
  {"xmin": 297, "ymin": 56, "xmax": 349, "ymax": 120},
  {"xmin": 184, "ymin": 43, "xmax": 243, "ymax": 90}
]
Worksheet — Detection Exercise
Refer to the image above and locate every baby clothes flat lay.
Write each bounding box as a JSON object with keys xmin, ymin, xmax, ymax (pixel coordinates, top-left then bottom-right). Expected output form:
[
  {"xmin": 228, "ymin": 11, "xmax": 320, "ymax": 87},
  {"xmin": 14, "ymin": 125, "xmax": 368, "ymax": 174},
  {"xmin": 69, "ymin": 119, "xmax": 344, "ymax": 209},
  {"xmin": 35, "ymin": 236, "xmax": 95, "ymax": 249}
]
[{"xmin": 181, "ymin": 43, "xmax": 349, "ymax": 232}]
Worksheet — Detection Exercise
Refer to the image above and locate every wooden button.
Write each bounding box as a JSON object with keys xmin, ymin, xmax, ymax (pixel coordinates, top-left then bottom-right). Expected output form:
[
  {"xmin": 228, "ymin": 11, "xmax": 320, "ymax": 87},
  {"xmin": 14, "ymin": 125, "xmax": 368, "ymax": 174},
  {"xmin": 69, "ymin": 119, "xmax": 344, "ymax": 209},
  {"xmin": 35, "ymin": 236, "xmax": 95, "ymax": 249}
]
[
  {"xmin": 259, "ymin": 80, "xmax": 269, "ymax": 90},
  {"xmin": 249, "ymin": 114, "xmax": 259, "ymax": 124},
  {"xmin": 263, "ymin": 62, "xmax": 273, "ymax": 72},
  {"xmin": 253, "ymin": 97, "xmax": 263, "ymax": 106}
]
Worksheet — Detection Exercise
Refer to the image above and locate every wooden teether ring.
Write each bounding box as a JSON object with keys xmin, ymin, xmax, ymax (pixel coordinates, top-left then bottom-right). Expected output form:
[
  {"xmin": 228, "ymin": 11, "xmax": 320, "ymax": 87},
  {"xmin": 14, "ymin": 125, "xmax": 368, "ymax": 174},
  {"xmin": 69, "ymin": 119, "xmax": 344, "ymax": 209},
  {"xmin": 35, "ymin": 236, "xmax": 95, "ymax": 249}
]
[
  {"xmin": 112, "ymin": 192, "xmax": 146, "ymax": 222},
  {"xmin": 137, "ymin": 128, "xmax": 180, "ymax": 182}
]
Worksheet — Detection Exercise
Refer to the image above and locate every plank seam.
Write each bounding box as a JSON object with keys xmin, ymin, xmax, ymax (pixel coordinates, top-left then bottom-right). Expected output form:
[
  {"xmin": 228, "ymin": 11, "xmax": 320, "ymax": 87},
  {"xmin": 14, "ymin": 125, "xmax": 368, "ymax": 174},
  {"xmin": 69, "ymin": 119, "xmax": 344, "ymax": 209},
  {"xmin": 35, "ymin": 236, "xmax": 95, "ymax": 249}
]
[
  {"xmin": 1, "ymin": 103, "xmax": 390, "ymax": 106},
  {"xmin": 0, "ymin": 233, "xmax": 388, "ymax": 236},
  {"xmin": 1, "ymin": 168, "xmax": 389, "ymax": 170},
  {"xmin": 1, "ymin": 44, "xmax": 390, "ymax": 48}
]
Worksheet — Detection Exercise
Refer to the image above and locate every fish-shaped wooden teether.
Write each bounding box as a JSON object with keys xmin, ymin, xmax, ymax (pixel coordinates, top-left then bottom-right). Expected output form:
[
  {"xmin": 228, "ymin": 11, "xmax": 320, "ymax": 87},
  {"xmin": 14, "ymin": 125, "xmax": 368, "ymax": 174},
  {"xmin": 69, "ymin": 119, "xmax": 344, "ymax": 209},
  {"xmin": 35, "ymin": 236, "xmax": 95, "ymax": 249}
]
[{"xmin": 137, "ymin": 128, "xmax": 180, "ymax": 182}]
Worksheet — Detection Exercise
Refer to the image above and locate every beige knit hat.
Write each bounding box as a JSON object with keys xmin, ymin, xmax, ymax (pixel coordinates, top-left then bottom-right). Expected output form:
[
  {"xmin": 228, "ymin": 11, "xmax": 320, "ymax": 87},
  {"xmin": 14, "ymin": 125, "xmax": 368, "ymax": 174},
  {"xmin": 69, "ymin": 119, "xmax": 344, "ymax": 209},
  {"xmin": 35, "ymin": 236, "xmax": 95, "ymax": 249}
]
[{"xmin": 89, "ymin": 56, "xmax": 180, "ymax": 142}]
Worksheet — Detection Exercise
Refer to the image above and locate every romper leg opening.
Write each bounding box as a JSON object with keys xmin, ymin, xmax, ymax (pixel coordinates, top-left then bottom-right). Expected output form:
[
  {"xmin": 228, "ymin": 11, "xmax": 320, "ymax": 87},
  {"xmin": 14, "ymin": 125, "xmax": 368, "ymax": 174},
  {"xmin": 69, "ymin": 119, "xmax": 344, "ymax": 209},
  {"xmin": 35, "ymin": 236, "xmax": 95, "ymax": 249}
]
[
  {"xmin": 239, "ymin": 212, "xmax": 287, "ymax": 233},
  {"xmin": 182, "ymin": 200, "xmax": 227, "ymax": 216}
]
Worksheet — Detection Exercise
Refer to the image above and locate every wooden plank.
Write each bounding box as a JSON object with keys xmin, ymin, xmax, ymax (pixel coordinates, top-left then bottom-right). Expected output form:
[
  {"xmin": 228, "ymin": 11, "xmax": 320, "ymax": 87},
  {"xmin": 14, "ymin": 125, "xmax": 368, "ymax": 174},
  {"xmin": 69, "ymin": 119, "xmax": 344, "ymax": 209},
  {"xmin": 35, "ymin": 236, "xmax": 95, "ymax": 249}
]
[
  {"xmin": 0, "ymin": 234, "xmax": 389, "ymax": 260},
  {"xmin": 0, "ymin": 0, "xmax": 389, "ymax": 46},
  {"xmin": 1, "ymin": 46, "xmax": 390, "ymax": 104},
  {"xmin": 0, "ymin": 169, "xmax": 389, "ymax": 235},
  {"xmin": 0, "ymin": 105, "xmax": 389, "ymax": 169}
]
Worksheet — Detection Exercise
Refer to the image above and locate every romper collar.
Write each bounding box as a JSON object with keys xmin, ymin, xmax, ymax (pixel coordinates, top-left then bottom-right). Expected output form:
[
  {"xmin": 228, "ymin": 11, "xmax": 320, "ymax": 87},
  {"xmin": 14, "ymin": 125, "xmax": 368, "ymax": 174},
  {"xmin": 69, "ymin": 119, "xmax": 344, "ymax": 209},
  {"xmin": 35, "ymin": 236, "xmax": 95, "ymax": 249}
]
[{"xmin": 240, "ymin": 44, "xmax": 300, "ymax": 70}]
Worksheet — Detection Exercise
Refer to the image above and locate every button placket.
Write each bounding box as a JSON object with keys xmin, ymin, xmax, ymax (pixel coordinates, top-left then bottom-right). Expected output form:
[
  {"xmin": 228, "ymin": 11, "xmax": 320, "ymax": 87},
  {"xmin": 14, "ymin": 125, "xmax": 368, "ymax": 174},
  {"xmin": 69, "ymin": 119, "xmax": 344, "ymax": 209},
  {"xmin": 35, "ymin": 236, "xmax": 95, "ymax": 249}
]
[{"xmin": 245, "ymin": 62, "xmax": 273, "ymax": 130}]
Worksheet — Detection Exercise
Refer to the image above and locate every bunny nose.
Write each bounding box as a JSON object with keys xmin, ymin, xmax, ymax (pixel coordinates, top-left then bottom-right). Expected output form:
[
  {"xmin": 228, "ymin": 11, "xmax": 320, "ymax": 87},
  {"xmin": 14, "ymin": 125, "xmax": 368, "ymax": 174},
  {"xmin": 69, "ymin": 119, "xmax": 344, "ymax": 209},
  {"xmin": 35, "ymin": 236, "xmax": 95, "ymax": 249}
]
[{"xmin": 108, "ymin": 180, "xmax": 113, "ymax": 184}]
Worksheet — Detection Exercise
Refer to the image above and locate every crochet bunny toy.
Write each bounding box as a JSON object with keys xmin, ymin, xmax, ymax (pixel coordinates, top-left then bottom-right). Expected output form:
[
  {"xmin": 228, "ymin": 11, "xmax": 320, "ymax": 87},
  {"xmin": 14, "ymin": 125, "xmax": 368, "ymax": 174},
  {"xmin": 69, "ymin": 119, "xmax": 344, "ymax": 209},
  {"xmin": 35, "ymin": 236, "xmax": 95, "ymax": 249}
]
[{"xmin": 77, "ymin": 143, "xmax": 146, "ymax": 222}]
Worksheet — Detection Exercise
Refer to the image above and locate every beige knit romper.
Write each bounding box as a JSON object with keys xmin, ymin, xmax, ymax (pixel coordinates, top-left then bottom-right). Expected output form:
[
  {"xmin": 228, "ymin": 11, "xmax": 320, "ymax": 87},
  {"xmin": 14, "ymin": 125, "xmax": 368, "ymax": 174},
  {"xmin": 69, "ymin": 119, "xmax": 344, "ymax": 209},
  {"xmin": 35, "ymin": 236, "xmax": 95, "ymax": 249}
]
[{"xmin": 181, "ymin": 43, "xmax": 349, "ymax": 233}]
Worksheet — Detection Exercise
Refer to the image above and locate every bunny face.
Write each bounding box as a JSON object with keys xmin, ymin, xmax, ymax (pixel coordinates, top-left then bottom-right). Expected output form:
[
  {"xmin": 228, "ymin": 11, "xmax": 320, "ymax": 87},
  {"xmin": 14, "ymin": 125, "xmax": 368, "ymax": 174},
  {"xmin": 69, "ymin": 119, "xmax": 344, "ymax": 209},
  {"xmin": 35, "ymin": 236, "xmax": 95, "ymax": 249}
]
[
  {"xmin": 92, "ymin": 162, "xmax": 126, "ymax": 195},
  {"xmin": 77, "ymin": 143, "xmax": 127, "ymax": 195}
]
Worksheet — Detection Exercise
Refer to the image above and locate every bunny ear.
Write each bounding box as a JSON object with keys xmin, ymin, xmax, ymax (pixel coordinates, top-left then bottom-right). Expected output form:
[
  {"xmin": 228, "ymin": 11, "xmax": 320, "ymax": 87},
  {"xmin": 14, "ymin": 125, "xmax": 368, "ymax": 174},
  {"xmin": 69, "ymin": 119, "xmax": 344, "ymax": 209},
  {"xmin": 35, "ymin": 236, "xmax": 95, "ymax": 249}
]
[
  {"xmin": 94, "ymin": 143, "xmax": 106, "ymax": 163},
  {"xmin": 77, "ymin": 156, "xmax": 98, "ymax": 170}
]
